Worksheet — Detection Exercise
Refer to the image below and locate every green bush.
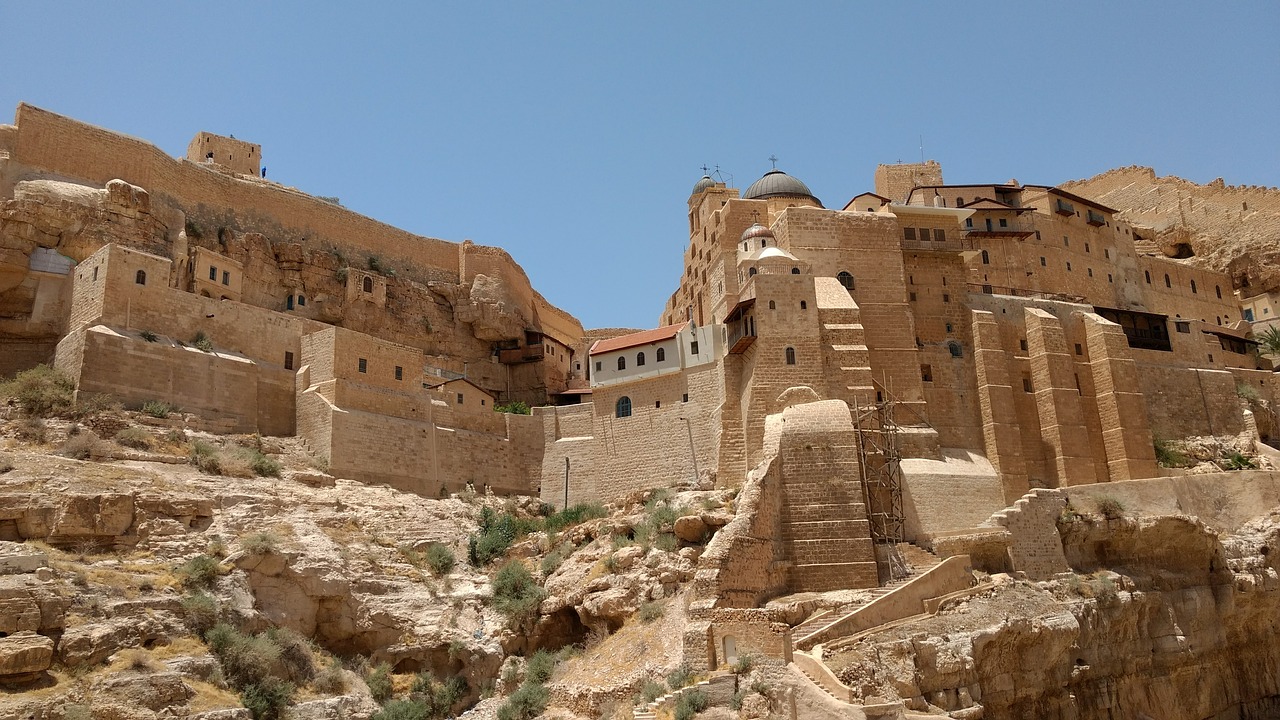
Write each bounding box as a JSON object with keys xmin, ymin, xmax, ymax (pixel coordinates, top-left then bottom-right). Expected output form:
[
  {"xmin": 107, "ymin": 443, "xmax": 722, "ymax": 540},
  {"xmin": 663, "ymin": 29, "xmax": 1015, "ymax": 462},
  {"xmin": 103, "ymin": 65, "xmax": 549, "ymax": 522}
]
[
  {"xmin": 491, "ymin": 560, "xmax": 545, "ymax": 626},
  {"xmin": 543, "ymin": 503, "xmax": 608, "ymax": 533},
  {"xmin": 241, "ymin": 531, "xmax": 281, "ymax": 556},
  {"xmin": 190, "ymin": 440, "xmax": 223, "ymax": 474},
  {"xmin": 115, "ymin": 426, "xmax": 154, "ymax": 450},
  {"xmin": 673, "ymin": 689, "xmax": 708, "ymax": 720},
  {"xmin": 731, "ymin": 653, "xmax": 755, "ymax": 675},
  {"xmin": 15, "ymin": 417, "xmax": 46, "ymax": 443},
  {"xmin": 140, "ymin": 329, "xmax": 159, "ymax": 343},
  {"xmin": 494, "ymin": 400, "xmax": 531, "ymax": 415},
  {"xmin": 180, "ymin": 591, "xmax": 220, "ymax": 636},
  {"xmin": 467, "ymin": 508, "xmax": 539, "ymax": 566},
  {"xmin": 408, "ymin": 671, "xmax": 467, "ymax": 718},
  {"xmin": 1094, "ymin": 495, "xmax": 1125, "ymax": 520},
  {"xmin": 178, "ymin": 554, "xmax": 222, "ymax": 589},
  {"xmin": 249, "ymin": 450, "xmax": 282, "ymax": 477},
  {"xmin": 424, "ymin": 543, "xmax": 456, "ymax": 577},
  {"xmin": 240, "ymin": 679, "xmax": 294, "ymax": 720},
  {"xmin": 142, "ymin": 399, "xmax": 174, "ymax": 418},
  {"xmin": 524, "ymin": 650, "xmax": 555, "ymax": 685},
  {"xmin": 266, "ymin": 627, "xmax": 316, "ymax": 684},
  {"xmin": 665, "ymin": 663, "xmax": 693, "ymax": 690},
  {"xmin": 0, "ymin": 364, "xmax": 75, "ymax": 417},
  {"xmin": 1154, "ymin": 438, "xmax": 1191, "ymax": 468},
  {"xmin": 192, "ymin": 331, "xmax": 215, "ymax": 353},
  {"xmin": 1223, "ymin": 450, "xmax": 1258, "ymax": 471},
  {"xmin": 366, "ymin": 662, "xmax": 393, "ymax": 704},
  {"xmin": 206, "ymin": 624, "xmax": 280, "ymax": 688},
  {"xmin": 373, "ymin": 699, "xmax": 430, "ymax": 720},
  {"xmin": 540, "ymin": 546, "xmax": 568, "ymax": 578},
  {"xmin": 312, "ymin": 657, "xmax": 347, "ymax": 694},
  {"xmin": 638, "ymin": 601, "xmax": 664, "ymax": 623},
  {"xmin": 640, "ymin": 680, "xmax": 666, "ymax": 703},
  {"xmin": 496, "ymin": 682, "xmax": 548, "ymax": 720}
]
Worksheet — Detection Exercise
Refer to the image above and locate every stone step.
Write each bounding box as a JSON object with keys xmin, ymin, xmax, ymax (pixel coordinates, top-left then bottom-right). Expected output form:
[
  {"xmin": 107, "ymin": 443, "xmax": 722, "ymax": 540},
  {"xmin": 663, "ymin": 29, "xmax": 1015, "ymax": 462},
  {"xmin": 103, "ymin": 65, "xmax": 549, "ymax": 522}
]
[
  {"xmin": 783, "ymin": 518, "xmax": 870, "ymax": 541},
  {"xmin": 791, "ymin": 561, "xmax": 880, "ymax": 592}
]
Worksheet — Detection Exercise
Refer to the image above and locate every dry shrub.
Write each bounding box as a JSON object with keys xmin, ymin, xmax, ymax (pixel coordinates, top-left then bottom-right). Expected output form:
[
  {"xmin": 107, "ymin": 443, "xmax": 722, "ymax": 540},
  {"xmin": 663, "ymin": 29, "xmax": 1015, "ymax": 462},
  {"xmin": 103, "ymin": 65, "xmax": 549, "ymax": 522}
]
[
  {"xmin": 59, "ymin": 430, "xmax": 100, "ymax": 460},
  {"xmin": 115, "ymin": 426, "xmax": 155, "ymax": 450}
]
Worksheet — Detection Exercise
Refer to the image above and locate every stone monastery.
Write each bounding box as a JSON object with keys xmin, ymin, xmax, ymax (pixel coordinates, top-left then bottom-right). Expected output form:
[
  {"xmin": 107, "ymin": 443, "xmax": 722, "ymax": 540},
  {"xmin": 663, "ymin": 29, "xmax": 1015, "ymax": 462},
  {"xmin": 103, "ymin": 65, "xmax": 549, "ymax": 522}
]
[{"xmin": 2, "ymin": 104, "xmax": 1277, "ymax": 671}]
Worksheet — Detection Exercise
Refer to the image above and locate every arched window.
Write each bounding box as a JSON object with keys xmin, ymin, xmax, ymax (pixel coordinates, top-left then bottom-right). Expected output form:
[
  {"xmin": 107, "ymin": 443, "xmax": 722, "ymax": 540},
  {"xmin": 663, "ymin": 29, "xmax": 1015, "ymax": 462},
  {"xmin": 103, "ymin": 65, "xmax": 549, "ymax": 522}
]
[
  {"xmin": 1164, "ymin": 274, "xmax": 1171, "ymax": 288},
  {"xmin": 617, "ymin": 356, "xmax": 626, "ymax": 371},
  {"xmin": 616, "ymin": 396, "xmax": 632, "ymax": 418},
  {"xmin": 298, "ymin": 295, "xmax": 306, "ymax": 306},
  {"xmin": 837, "ymin": 271, "xmax": 855, "ymax": 291},
  {"xmin": 981, "ymin": 250, "xmax": 990, "ymax": 265},
  {"xmin": 761, "ymin": 239, "xmax": 767, "ymax": 247},
  {"xmin": 1216, "ymin": 285, "xmax": 1222, "ymax": 299},
  {"xmin": 792, "ymin": 267, "xmax": 800, "ymax": 274},
  {"xmin": 769, "ymin": 300, "xmax": 776, "ymax": 309},
  {"xmin": 800, "ymin": 301, "xmax": 807, "ymax": 309},
  {"xmin": 948, "ymin": 341, "xmax": 963, "ymax": 358},
  {"xmin": 135, "ymin": 270, "xmax": 146, "ymax": 285},
  {"xmin": 656, "ymin": 348, "xmax": 665, "ymax": 362},
  {"xmin": 956, "ymin": 197, "xmax": 964, "ymax": 206},
  {"xmin": 748, "ymin": 267, "xmax": 757, "ymax": 277},
  {"xmin": 363, "ymin": 276, "xmax": 373, "ymax": 293},
  {"xmin": 636, "ymin": 352, "xmax": 646, "ymax": 367},
  {"xmin": 785, "ymin": 347, "xmax": 796, "ymax": 365},
  {"xmin": 1145, "ymin": 270, "xmax": 1151, "ymax": 284}
]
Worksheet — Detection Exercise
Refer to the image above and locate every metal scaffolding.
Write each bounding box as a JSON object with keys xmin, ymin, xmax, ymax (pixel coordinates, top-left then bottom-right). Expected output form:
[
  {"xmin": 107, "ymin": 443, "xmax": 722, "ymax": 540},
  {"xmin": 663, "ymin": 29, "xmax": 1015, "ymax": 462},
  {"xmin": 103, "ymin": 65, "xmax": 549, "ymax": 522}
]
[{"xmin": 853, "ymin": 383, "xmax": 909, "ymax": 580}]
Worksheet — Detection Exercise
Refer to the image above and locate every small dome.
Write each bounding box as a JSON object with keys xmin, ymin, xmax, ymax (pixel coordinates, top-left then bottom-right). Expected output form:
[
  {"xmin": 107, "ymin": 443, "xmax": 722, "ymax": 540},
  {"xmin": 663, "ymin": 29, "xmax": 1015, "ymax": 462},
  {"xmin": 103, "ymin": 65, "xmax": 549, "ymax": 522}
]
[
  {"xmin": 691, "ymin": 175, "xmax": 715, "ymax": 195},
  {"xmin": 741, "ymin": 223, "xmax": 775, "ymax": 243},
  {"xmin": 756, "ymin": 246, "xmax": 798, "ymax": 261},
  {"xmin": 744, "ymin": 168, "xmax": 819, "ymax": 203}
]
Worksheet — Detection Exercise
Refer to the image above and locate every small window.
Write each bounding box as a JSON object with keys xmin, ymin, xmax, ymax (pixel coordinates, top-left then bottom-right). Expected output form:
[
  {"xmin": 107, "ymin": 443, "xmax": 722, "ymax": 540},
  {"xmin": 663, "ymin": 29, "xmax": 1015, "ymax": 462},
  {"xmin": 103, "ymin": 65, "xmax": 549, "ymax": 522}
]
[
  {"xmin": 769, "ymin": 300, "xmax": 776, "ymax": 309},
  {"xmin": 791, "ymin": 267, "xmax": 800, "ymax": 274},
  {"xmin": 656, "ymin": 348, "xmax": 666, "ymax": 362},
  {"xmin": 682, "ymin": 393, "xmax": 689, "ymax": 402},
  {"xmin": 1040, "ymin": 257, "xmax": 1046, "ymax": 267},
  {"xmin": 800, "ymin": 301, "xmax": 807, "ymax": 309},
  {"xmin": 358, "ymin": 358, "xmax": 367, "ymax": 373},
  {"xmin": 457, "ymin": 393, "xmax": 464, "ymax": 404},
  {"xmin": 637, "ymin": 352, "xmax": 646, "ymax": 367},
  {"xmin": 748, "ymin": 267, "xmax": 757, "ymax": 277},
  {"xmin": 395, "ymin": 366, "xmax": 403, "ymax": 381},
  {"xmin": 945, "ymin": 322, "xmax": 953, "ymax": 333},
  {"xmin": 481, "ymin": 399, "xmax": 486, "ymax": 406},
  {"xmin": 981, "ymin": 250, "xmax": 990, "ymax": 265},
  {"xmin": 209, "ymin": 266, "xmax": 218, "ymax": 281},
  {"xmin": 1165, "ymin": 274, "xmax": 1171, "ymax": 288},
  {"xmin": 1175, "ymin": 321, "xmax": 1191, "ymax": 333},
  {"xmin": 1216, "ymin": 285, "xmax": 1222, "ymax": 299},
  {"xmin": 837, "ymin": 271, "xmax": 855, "ymax": 291},
  {"xmin": 956, "ymin": 197, "xmax": 964, "ymax": 206},
  {"xmin": 948, "ymin": 341, "xmax": 963, "ymax": 358},
  {"xmin": 1067, "ymin": 262, "xmax": 1072, "ymax": 271},
  {"xmin": 1064, "ymin": 236, "xmax": 1069, "ymax": 247},
  {"xmin": 921, "ymin": 364, "xmax": 933, "ymax": 382},
  {"xmin": 909, "ymin": 292, "xmax": 917, "ymax": 302},
  {"xmin": 287, "ymin": 295, "xmax": 294, "ymax": 310},
  {"xmin": 595, "ymin": 361, "xmax": 602, "ymax": 372},
  {"xmin": 942, "ymin": 294, "xmax": 950, "ymax": 303},
  {"xmin": 904, "ymin": 227, "xmax": 917, "ymax": 241},
  {"xmin": 785, "ymin": 347, "xmax": 796, "ymax": 365},
  {"xmin": 934, "ymin": 229, "xmax": 946, "ymax": 242},
  {"xmin": 1105, "ymin": 248, "xmax": 1111, "ymax": 259},
  {"xmin": 363, "ymin": 276, "xmax": 373, "ymax": 293},
  {"xmin": 1085, "ymin": 242, "xmax": 1090, "ymax": 253},
  {"xmin": 998, "ymin": 219, "xmax": 1008, "ymax": 228},
  {"xmin": 1020, "ymin": 339, "xmax": 1029, "ymax": 352},
  {"xmin": 135, "ymin": 270, "xmax": 147, "ymax": 285},
  {"xmin": 222, "ymin": 270, "xmax": 230, "ymax": 286},
  {"xmin": 655, "ymin": 400, "xmax": 661, "ymax": 408},
  {"xmin": 1145, "ymin": 270, "xmax": 1151, "ymax": 284},
  {"xmin": 965, "ymin": 218, "xmax": 973, "ymax": 228},
  {"xmin": 93, "ymin": 266, "xmax": 98, "ymax": 281},
  {"xmin": 284, "ymin": 351, "xmax": 294, "ymax": 371},
  {"xmin": 298, "ymin": 295, "xmax": 305, "ymax": 306},
  {"xmin": 1074, "ymin": 343, "xmax": 1083, "ymax": 356},
  {"xmin": 690, "ymin": 340, "xmax": 699, "ymax": 355},
  {"xmin": 1088, "ymin": 268, "xmax": 1093, "ymax": 277},
  {"xmin": 1191, "ymin": 279, "xmax": 1197, "ymax": 294},
  {"xmin": 1023, "ymin": 376, "xmax": 1033, "ymax": 393},
  {"xmin": 616, "ymin": 396, "xmax": 632, "ymax": 418}
]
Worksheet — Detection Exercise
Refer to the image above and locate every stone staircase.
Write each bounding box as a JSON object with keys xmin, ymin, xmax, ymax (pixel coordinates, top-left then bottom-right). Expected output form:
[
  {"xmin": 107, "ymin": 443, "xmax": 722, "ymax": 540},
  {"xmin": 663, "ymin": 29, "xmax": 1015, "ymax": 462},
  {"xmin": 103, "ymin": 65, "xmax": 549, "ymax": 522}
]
[
  {"xmin": 819, "ymin": 303, "xmax": 876, "ymax": 404},
  {"xmin": 781, "ymin": 486, "xmax": 879, "ymax": 592},
  {"xmin": 634, "ymin": 675, "xmax": 733, "ymax": 720}
]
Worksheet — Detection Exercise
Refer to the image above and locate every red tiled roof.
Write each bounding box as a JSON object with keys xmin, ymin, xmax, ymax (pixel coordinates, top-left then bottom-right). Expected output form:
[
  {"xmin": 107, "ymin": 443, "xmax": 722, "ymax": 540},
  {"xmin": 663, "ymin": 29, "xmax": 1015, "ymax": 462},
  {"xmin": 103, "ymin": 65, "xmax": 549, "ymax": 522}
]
[{"xmin": 589, "ymin": 322, "xmax": 689, "ymax": 355}]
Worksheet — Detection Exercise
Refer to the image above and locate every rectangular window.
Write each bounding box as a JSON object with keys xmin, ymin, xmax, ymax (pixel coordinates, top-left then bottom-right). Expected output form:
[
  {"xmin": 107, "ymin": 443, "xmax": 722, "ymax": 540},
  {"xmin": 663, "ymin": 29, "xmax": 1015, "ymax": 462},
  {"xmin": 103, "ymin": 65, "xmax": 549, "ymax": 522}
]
[
  {"xmin": 595, "ymin": 361, "xmax": 602, "ymax": 371},
  {"xmin": 395, "ymin": 366, "xmax": 403, "ymax": 381},
  {"xmin": 1085, "ymin": 242, "xmax": 1091, "ymax": 253},
  {"xmin": 1175, "ymin": 322, "xmax": 1191, "ymax": 333},
  {"xmin": 1020, "ymin": 339, "xmax": 1028, "ymax": 352},
  {"xmin": 358, "ymin": 358, "xmax": 367, "ymax": 373},
  {"xmin": 933, "ymin": 229, "xmax": 945, "ymax": 242},
  {"xmin": 284, "ymin": 351, "xmax": 294, "ymax": 371},
  {"xmin": 1074, "ymin": 343, "xmax": 1083, "ymax": 355},
  {"xmin": 682, "ymin": 393, "xmax": 689, "ymax": 403},
  {"xmin": 921, "ymin": 364, "xmax": 933, "ymax": 382},
  {"xmin": 903, "ymin": 227, "xmax": 916, "ymax": 241},
  {"xmin": 1040, "ymin": 257, "xmax": 1046, "ymax": 266},
  {"xmin": 1023, "ymin": 376, "xmax": 1033, "ymax": 393},
  {"xmin": 456, "ymin": 393, "xmax": 464, "ymax": 404},
  {"xmin": 942, "ymin": 294, "xmax": 950, "ymax": 303},
  {"xmin": 690, "ymin": 340, "xmax": 699, "ymax": 355},
  {"xmin": 222, "ymin": 270, "xmax": 230, "ymax": 285},
  {"xmin": 209, "ymin": 266, "xmax": 218, "ymax": 281},
  {"xmin": 909, "ymin": 292, "xmax": 917, "ymax": 302},
  {"xmin": 998, "ymin": 218, "xmax": 1008, "ymax": 228}
]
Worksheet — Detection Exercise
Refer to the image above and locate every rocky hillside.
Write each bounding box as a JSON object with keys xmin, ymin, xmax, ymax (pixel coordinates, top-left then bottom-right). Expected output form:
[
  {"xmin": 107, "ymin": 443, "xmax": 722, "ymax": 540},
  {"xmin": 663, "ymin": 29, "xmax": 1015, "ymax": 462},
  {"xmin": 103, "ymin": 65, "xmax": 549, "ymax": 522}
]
[
  {"xmin": 1065, "ymin": 167, "xmax": 1280, "ymax": 294},
  {"xmin": 0, "ymin": 366, "xmax": 741, "ymax": 720}
]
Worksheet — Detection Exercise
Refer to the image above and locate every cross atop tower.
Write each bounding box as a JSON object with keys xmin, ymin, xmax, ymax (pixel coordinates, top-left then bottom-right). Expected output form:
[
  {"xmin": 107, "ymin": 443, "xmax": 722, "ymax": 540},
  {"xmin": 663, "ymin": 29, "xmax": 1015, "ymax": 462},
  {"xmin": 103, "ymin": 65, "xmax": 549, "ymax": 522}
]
[
  {"xmin": 700, "ymin": 164, "xmax": 711, "ymax": 176},
  {"xmin": 768, "ymin": 155, "xmax": 778, "ymax": 169}
]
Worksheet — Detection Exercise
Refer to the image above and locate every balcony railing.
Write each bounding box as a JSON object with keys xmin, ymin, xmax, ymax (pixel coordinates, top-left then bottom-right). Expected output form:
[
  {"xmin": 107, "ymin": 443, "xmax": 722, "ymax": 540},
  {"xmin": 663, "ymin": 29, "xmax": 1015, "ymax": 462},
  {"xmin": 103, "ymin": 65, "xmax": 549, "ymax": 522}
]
[
  {"xmin": 901, "ymin": 235, "xmax": 977, "ymax": 252},
  {"xmin": 1087, "ymin": 209, "xmax": 1106, "ymax": 226},
  {"xmin": 1054, "ymin": 198, "xmax": 1075, "ymax": 216}
]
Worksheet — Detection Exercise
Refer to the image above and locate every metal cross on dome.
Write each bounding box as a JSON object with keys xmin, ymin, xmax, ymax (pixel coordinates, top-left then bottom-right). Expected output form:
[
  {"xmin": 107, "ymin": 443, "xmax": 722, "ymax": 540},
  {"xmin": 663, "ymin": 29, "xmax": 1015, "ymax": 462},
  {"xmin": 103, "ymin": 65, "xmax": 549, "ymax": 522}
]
[
  {"xmin": 700, "ymin": 164, "xmax": 711, "ymax": 175},
  {"xmin": 768, "ymin": 155, "xmax": 778, "ymax": 169}
]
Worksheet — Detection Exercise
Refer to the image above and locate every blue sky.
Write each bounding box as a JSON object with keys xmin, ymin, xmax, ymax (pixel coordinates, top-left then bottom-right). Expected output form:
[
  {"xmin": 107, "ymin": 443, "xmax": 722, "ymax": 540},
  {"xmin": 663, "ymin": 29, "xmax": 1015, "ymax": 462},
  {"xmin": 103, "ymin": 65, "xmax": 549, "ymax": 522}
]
[{"xmin": 4, "ymin": 2, "xmax": 1277, "ymax": 329}]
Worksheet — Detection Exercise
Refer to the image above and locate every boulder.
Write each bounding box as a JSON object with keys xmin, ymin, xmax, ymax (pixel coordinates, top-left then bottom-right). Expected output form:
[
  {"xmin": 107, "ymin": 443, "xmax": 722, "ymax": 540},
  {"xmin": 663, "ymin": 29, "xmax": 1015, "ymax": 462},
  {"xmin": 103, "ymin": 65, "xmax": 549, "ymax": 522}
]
[
  {"xmin": 92, "ymin": 671, "xmax": 193, "ymax": 711},
  {"xmin": 0, "ymin": 631, "xmax": 53, "ymax": 680}
]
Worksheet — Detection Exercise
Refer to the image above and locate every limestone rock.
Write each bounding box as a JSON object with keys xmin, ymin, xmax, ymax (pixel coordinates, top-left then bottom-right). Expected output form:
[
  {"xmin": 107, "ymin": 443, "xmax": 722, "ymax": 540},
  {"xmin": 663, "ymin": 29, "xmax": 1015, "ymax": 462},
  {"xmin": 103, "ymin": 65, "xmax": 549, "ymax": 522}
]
[
  {"xmin": 91, "ymin": 671, "xmax": 193, "ymax": 711},
  {"xmin": 0, "ymin": 631, "xmax": 53, "ymax": 679}
]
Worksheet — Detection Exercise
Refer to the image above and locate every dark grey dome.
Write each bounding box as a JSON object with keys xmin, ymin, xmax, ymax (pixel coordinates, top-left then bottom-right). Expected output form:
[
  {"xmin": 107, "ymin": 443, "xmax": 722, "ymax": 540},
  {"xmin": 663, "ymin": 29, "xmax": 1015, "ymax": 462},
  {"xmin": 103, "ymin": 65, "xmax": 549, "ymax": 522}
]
[
  {"xmin": 691, "ymin": 175, "xmax": 715, "ymax": 195},
  {"xmin": 744, "ymin": 169, "xmax": 820, "ymax": 204}
]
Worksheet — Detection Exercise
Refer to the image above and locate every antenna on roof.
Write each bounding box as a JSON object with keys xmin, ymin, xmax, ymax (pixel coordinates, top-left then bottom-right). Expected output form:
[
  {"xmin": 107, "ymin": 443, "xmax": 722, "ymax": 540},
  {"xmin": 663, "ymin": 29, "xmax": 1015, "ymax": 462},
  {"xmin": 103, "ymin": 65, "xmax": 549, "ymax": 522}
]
[
  {"xmin": 919, "ymin": 136, "xmax": 924, "ymax": 164},
  {"xmin": 768, "ymin": 155, "xmax": 779, "ymax": 169},
  {"xmin": 713, "ymin": 164, "xmax": 732, "ymax": 188}
]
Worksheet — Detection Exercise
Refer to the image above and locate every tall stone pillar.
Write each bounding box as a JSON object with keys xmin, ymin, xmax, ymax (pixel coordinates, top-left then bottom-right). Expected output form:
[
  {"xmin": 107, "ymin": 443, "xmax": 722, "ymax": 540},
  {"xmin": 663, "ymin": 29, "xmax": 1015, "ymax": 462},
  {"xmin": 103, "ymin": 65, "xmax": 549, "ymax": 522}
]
[
  {"xmin": 971, "ymin": 310, "xmax": 1029, "ymax": 501},
  {"xmin": 1025, "ymin": 308, "xmax": 1096, "ymax": 486},
  {"xmin": 1080, "ymin": 312, "xmax": 1160, "ymax": 481}
]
